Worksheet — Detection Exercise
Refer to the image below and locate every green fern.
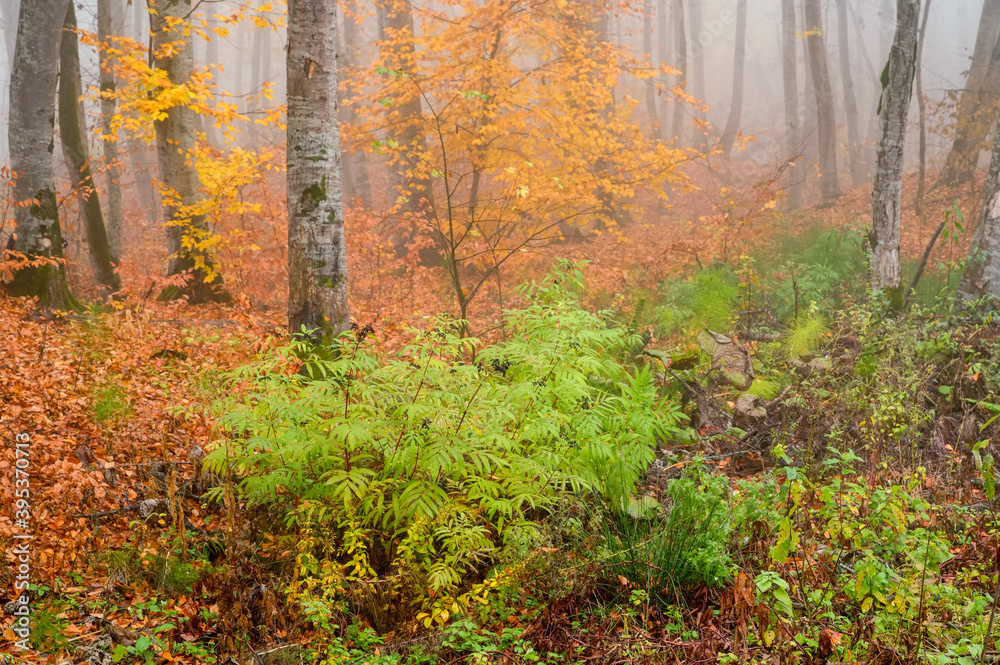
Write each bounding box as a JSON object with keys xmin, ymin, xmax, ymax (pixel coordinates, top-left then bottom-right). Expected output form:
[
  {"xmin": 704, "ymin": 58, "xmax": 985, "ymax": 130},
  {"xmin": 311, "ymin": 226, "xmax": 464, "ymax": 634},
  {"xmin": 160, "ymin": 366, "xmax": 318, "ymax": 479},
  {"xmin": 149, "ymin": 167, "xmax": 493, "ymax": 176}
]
[
  {"xmin": 784, "ymin": 314, "xmax": 828, "ymax": 357},
  {"xmin": 747, "ymin": 378, "xmax": 782, "ymax": 400}
]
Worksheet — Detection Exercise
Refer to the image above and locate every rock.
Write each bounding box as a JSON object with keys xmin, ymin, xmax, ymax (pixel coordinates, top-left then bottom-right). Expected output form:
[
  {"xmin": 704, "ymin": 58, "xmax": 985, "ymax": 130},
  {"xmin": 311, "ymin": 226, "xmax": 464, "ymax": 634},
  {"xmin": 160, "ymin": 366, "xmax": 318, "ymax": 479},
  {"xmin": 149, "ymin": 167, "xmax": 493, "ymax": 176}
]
[
  {"xmin": 697, "ymin": 330, "xmax": 754, "ymax": 390},
  {"xmin": 734, "ymin": 393, "xmax": 767, "ymax": 429},
  {"xmin": 138, "ymin": 498, "xmax": 170, "ymax": 519}
]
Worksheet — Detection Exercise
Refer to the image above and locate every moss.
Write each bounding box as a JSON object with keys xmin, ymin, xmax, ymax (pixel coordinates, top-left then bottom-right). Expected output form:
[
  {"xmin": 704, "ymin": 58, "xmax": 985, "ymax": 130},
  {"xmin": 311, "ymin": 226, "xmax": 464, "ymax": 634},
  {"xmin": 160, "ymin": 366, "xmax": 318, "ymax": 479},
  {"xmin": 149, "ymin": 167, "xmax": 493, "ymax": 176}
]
[{"xmin": 300, "ymin": 178, "xmax": 327, "ymax": 214}]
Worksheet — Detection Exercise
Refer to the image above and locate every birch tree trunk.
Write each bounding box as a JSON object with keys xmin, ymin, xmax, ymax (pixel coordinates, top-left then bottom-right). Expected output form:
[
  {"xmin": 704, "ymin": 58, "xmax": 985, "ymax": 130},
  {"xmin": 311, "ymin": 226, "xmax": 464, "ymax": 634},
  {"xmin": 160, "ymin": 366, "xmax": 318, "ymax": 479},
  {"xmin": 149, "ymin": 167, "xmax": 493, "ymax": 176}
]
[
  {"xmin": 836, "ymin": 0, "xmax": 863, "ymax": 187},
  {"xmin": 870, "ymin": 0, "xmax": 919, "ymax": 294},
  {"xmin": 781, "ymin": 0, "xmax": 803, "ymax": 209},
  {"xmin": 937, "ymin": 1, "xmax": 1000, "ymax": 187},
  {"xmin": 959, "ymin": 116, "xmax": 1000, "ymax": 299},
  {"xmin": 287, "ymin": 0, "xmax": 350, "ymax": 339},
  {"xmin": 804, "ymin": 0, "xmax": 841, "ymax": 203},
  {"xmin": 6, "ymin": 0, "xmax": 73, "ymax": 308},
  {"xmin": 60, "ymin": 1, "xmax": 119, "ymax": 292},
  {"xmin": 718, "ymin": 0, "xmax": 746, "ymax": 157},
  {"xmin": 97, "ymin": 0, "xmax": 123, "ymax": 261},
  {"xmin": 151, "ymin": 0, "xmax": 225, "ymax": 302}
]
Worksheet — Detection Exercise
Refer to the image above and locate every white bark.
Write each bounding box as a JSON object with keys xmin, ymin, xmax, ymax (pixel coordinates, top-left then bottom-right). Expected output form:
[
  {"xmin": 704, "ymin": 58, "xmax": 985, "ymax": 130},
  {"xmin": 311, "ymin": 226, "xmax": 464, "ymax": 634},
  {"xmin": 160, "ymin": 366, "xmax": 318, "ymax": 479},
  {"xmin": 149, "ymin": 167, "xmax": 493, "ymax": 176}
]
[
  {"xmin": 960, "ymin": 117, "xmax": 1000, "ymax": 299},
  {"xmin": 287, "ymin": 0, "xmax": 350, "ymax": 338},
  {"xmin": 7, "ymin": 0, "xmax": 72, "ymax": 307},
  {"xmin": 870, "ymin": 0, "xmax": 919, "ymax": 292}
]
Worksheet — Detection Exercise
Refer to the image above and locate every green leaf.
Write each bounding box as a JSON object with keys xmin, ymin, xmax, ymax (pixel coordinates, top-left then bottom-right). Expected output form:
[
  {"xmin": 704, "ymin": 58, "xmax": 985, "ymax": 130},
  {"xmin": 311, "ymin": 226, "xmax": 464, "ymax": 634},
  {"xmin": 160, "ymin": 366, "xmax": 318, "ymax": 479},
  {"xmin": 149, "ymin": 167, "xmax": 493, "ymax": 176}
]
[{"xmin": 112, "ymin": 645, "xmax": 128, "ymax": 663}]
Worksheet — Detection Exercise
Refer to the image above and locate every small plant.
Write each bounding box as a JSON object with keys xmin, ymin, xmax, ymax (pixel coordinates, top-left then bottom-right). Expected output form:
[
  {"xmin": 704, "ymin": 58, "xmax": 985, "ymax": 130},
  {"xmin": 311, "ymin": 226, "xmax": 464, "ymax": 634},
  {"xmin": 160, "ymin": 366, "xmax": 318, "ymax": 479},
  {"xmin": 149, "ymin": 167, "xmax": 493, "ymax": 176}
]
[{"xmin": 92, "ymin": 381, "xmax": 131, "ymax": 423}]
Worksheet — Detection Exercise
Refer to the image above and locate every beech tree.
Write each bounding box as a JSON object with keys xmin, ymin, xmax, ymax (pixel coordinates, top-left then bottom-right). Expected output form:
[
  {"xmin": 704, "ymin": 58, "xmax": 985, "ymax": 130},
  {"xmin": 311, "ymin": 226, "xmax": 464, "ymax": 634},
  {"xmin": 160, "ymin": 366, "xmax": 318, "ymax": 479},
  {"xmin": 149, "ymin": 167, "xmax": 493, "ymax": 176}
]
[
  {"xmin": 960, "ymin": 116, "xmax": 1000, "ymax": 299},
  {"xmin": 670, "ymin": 0, "xmax": 687, "ymax": 141},
  {"xmin": 836, "ymin": 0, "xmax": 863, "ymax": 187},
  {"xmin": 781, "ymin": 0, "xmax": 803, "ymax": 209},
  {"xmin": 287, "ymin": 0, "xmax": 350, "ymax": 338},
  {"xmin": 6, "ymin": 0, "xmax": 73, "ymax": 308},
  {"xmin": 914, "ymin": 0, "xmax": 932, "ymax": 214},
  {"xmin": 150, "ymin": 0, "xmax": 224, "ymax": 302},
  {"xmin": 60, "ymin": 1, "xmax": 120, "ymax": 293},
  {"xmin": 804, "ymin": 0, "xmax": 841, "ymax": 204},
  {"xmin": 870, "ymin": 0, "xmax": 919, "ymax": 294},
  {"xmin": 97, "ymin": 0, "xmax": 123, "ymax": 260},
  {"xmin": 937, "ymin": 1, "xmax": 1000, "ymax": 187},
  {"xmin": 718, "ymin": 0, "xmax": 747, "ymax": 157}
]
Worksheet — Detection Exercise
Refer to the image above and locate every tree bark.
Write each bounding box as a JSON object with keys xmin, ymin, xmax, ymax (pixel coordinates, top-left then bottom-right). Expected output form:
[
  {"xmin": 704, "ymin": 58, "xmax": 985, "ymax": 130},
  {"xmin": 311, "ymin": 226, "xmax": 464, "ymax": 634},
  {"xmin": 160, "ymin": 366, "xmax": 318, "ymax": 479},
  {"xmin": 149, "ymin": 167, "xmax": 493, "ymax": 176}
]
[
  {"xmin": 377, "ymin": 0, "xmax": 434, "ymax": 219},
  {"xmin": 6, "ymin": 0, "xmax": 73, "ymax": 308},
  {"xmin": 836, "ymin": 0, "xmax": 863, "ymax": 187},
  {"xmin": 127, "ymin": 0, "xmax": 159, "ymax": 225},
  {"xmin": 60, "ymin": 2, "xmax": 120, "ymax": 292},
  {"xmin": 804, "ymin": 0, "xmax": 841, "ymax": 203},
  {"xmin": 914, "ymin": 0, "xmax": 931, "ymax": 215},
  {"xmin": 937, "ymin": 1, "xmax": 1000, "ymax": 187},
  {"xmin": 959, "ymin": 116, "xmax": 1000, "ymax": 299},
  {"xmin": 643, "ymin": 0, "xmax": 657, "ymax": 131},
  {"xmin": 670, "ymin": 0, "xmax": 687, "ymax": 142},
  {"xmin": 688, "ymin": 0, "xmax": 705, "ymax": 123},
  {"xmin": 717, "ymin": 0, "xmax": 746, "ymax": 157},
  {"xmin": 781, "ymin": 0, "xmax": 803, "ymax": 210},
  {"xmin": 287, "ymin": 0, "xmax": 350, "ymax": 339},
  {"xmin": 340, "ymin": 0, "xmax": 372, "ymax": 207},
  {"xmin": 97, "ymin": 0, "xmax": 123, "ymax": 262},
  {"xmin": 150, "ymin": 0, "xmax": 224, "ymax": 302},
  {"xmin": 870, "ymin": 0, "xmax": 919, "ymax": 294}
]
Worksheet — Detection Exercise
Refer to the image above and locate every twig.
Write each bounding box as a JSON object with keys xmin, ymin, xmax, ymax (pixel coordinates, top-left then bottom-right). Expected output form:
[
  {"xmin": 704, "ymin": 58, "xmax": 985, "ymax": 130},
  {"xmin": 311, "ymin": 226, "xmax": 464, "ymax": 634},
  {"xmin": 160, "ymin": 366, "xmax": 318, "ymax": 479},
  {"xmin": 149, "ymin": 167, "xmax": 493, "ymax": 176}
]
[{"xmin": 904, "ymin": 219, "xmax": 946, "ymax": 310}]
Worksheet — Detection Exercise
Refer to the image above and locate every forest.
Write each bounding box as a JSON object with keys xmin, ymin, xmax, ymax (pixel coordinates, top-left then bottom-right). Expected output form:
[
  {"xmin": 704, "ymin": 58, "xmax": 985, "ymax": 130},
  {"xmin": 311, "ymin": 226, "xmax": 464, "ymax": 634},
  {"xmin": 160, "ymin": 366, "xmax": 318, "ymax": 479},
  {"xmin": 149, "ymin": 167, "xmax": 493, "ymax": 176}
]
[{"xmin": 7, "ymin": 0, "xmax": 1000, "ymax": 662}]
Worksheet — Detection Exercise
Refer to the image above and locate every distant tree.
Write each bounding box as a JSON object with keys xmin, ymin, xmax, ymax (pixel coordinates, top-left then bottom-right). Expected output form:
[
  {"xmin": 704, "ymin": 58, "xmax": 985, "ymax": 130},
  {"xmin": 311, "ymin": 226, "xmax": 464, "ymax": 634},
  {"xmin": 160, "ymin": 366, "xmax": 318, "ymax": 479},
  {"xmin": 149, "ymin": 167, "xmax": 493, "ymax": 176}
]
[
  {"xmin": 97, "ymin": 0, "xmax": 123, "ymax": 261},
  {"xmin": 125, "ymin": 0, "xmax": 160, "ymax": 226},
  {"xmin": 340, "ymin": 1, "xmax": 372, "ymax": 207},
  {"xmin": 804, "ymin": 0, "xmax": 841, "ymax": 203},
  {"xmin": 286, "ymin": 0, "xmax": 350, "ymax": 339},
  {"xmin": 5, "ymin": 0, "xmax": 74, "ymax": 308},
  {"xmin": 870, "ymin": 0, "xmax": 919, "ymax": 294},
  {"xmin": 836, "ymin": 0, "xmax": 863, "ymax": 187},
  {"xmin": 643, "ymin": 0, "xmax": 658, "ymax": 131},
  {"xmin": 718, "ymin": 0, "xmax": 746, "ymax": 157},
  {"xmin": 914, "ymin": 0, "xmax": 932, "ymax": 215},
  {"xmin": 688, "ymin": 0, "xmax": 705, "ymax": 123},
  {"xmin": 60, "ymin": 1, "xmax": 119, "ymax": 292},
  {"xmin": 960, "ymin": 116, "xmax": 1000, "ymax": 299},
  {"xmin": 937, "ymin": 1, "xmax": 1000, "ymax": 187},
  {"xmin": 781, "ymin": 0, "xmax": 803, "ymax": 209},
  {"xmin": 670, "ymin": 0, "xmax": 687, "ymax": 141},
  {"xmin": 150, "ymin": 0, "xmax": 225, "ymax": 302}
]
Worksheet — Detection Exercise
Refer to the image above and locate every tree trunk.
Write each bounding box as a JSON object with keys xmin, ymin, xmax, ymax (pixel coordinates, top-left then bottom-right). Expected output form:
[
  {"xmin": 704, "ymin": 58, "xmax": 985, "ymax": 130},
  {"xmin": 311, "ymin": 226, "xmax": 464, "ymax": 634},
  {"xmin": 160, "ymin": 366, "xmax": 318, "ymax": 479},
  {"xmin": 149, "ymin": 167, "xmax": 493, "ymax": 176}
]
[
  {"xmin": 247, "ymin": 25, "xmax": 263, "ymax": 148},
  {"xmin": 836, "ymin": 0, "xmax": 863, "ymax": 187},
  {"xmin": 688, "ymin": 0, "xmax": 705, "ymax": 122},
  {"xmin": 377, "ymin": 0, "xmax": 434, "ymax": 220},
  {"xmin": 959, "ymin": 116, "xmax": 1000, "ymax": 299},
  {"xmin": 643, "ymin": 0, "xmax": 657, "ymax": 131},
  {"xmin": 340, "ymin": 1, "xmax": 372, "ymax": 207},
  {"xmin": 6, "ymin": 0, "xmax": 73, "ymax": 308},
  {"xmin": 914, "ymin": 0, "xmax": 931, "ymax": 215},
  {"xmin": 60, "ymin": 2, "xmax": 119, "ymax": 292},
  {"xmin": 870, "ymin": 0, "xmax": 919, "ymax": 294},
  {"xmin": 656, "ymin": 0, "xmax": 669, "ymax": 140},
  {"xmin": 804, "ymin": 0, "xmax": 841, "ymax": 203},
  {"xmin": 718, "ymin": 0, "xmax": 746, "ymax": 157},
  {"xmin": 97, "ymin": 0, "xmax": 123, "ymax": 261},
  {"xmin": 937, "ymin": 1, "xmax": 1000, "ymax": 187},
  {"xmin": 670, "ymin": 0, "xmax": 687, "ymax": 142},
  {"xmin": 127, "ymin": 0, "xmax": 159, "ymax": 225},
  {"xmin": 287, "ymin": 0, "xmax": 350, "ymax": 339},
  {"xmin": 150, "ymin": 0, "xmax": 224, "ymax": 302},
  {"xmin": 781, "ymin": 0, "xmax": 803, "ymax": 209}
]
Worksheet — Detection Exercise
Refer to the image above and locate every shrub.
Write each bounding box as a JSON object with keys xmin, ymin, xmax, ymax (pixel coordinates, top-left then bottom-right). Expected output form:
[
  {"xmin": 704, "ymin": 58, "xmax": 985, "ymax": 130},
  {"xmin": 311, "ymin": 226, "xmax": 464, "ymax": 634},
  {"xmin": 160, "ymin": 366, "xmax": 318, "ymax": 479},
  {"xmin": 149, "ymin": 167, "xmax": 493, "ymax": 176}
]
[
  {"xmin": 206, "ymin": 269, "xmax": 682, "ymax": 624},
  {"xmin": 602, "ymin": 466, "xmax": 733, "ymax": 599}
]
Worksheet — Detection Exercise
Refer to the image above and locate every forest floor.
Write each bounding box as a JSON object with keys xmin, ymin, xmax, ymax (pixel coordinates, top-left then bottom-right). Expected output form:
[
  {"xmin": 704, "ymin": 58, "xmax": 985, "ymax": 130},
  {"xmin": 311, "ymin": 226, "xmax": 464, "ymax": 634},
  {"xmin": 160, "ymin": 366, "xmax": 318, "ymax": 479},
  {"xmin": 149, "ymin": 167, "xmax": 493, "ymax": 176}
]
[{"xmin": 2, "ymin": 170, "xmax": 1000, "ymax": 664}]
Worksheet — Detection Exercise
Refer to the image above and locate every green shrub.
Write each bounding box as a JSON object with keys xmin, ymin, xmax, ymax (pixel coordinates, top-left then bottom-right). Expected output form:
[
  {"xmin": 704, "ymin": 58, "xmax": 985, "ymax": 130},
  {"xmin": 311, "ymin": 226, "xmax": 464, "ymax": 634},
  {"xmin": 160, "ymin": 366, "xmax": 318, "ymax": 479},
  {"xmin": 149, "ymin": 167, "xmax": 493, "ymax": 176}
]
[
  {"xmin": 92, "ymin": 382, "xmax": 131, "ymax": 423},
  {"xmin": 207, "ymin": 269, "xmax": 682, "ymax": 618}
]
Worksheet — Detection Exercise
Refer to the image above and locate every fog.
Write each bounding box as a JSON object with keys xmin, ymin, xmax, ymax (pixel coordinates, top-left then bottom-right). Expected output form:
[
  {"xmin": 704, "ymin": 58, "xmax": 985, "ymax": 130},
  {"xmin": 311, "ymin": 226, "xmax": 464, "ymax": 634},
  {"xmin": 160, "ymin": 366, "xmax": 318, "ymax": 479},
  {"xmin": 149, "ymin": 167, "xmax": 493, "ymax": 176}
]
[{"xmin": 0, "ymin": 0, "xmax": 988, "ymax": 206}]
